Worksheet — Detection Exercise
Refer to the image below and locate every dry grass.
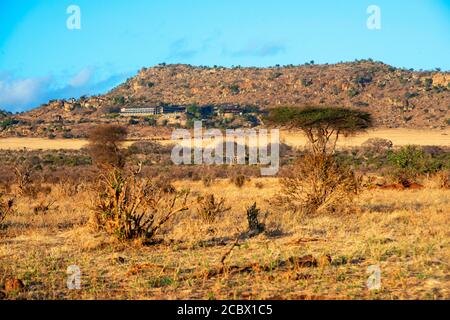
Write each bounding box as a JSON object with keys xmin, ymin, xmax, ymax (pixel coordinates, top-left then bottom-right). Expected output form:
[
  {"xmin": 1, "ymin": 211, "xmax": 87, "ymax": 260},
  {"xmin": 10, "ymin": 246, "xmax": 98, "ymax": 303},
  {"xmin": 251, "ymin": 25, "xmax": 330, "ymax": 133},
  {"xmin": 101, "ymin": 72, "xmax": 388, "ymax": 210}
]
[
  {"xmin": 0, "ymin": 177, "xmax": 448, "ymax": 300},
  {"xmin": 0, "ymin": 138, "xmax": 90, "ymax": 150},
  {"xmin": 281, "ymin": 128, "xmax": 450, "ymax": 148}
]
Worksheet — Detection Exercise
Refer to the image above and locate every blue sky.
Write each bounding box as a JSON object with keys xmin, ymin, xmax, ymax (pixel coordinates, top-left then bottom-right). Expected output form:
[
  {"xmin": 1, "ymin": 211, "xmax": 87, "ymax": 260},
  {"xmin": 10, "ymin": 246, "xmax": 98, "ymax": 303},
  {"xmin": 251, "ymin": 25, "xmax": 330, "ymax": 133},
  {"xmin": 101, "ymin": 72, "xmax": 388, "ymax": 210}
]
[{"xmin": 0, "ymin": 0, "xmax": 449, "ymax": 112}]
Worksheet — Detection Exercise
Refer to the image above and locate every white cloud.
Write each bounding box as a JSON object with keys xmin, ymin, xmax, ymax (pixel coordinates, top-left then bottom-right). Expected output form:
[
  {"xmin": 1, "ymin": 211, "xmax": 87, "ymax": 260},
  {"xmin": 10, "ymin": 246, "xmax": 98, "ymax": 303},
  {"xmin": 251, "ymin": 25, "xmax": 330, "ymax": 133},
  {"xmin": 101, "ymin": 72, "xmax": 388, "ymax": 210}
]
[
  {"xmin": 0, "ymin": 69, "xmax": 130, "ymax": 112},
  {"xmin": 0, "ymin": 76, "xmax": 51, "ymax": 111},
  {"xmin": 69, "ymin": 67, "xmax": 95, "ymax": 87}
]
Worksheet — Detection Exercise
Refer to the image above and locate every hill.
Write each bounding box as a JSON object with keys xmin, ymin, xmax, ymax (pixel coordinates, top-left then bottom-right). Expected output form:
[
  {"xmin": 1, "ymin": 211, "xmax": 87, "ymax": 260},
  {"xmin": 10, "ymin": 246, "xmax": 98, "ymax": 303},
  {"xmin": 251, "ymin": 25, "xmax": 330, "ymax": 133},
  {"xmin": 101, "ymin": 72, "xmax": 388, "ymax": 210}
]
[{"xmin": 1, "ymin": 60, "xmax": 449, "ymax": 138}]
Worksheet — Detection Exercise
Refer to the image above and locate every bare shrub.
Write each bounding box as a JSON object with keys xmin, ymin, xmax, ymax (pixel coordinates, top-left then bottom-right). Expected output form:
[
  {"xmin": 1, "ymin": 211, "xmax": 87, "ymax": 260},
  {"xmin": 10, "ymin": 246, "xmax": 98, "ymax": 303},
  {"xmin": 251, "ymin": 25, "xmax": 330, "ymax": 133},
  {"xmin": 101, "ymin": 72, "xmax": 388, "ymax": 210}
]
[
  {"xmin": 14, "ymin": 165, "xmax": 32, "ymax": 196},
  {"xmin": 0, "ymin": 194, "xmax": 14, "ymax": 225},
  {"xmin": 254, "ymin": 181, "xmax": 264, "ymax": 189},
  {"xmin": 202, "ymin": 175, "xmax": 215, "ymax": 187},
  {"xmin": 31, "ymin": 181, "xmax": 52, "ymax": 196},
  {"xmin": 87, "ymin": 125, "xmax": 128, "ymax": 169},
  {"xmin": 12, "ymin": 165, "xmax": 51, "ymax": 197},
  {"xmin": 362, "ymin": 138, "xmax": 393, "ymax": 153},
  {"xmin": 128, "ymin": 141, "xmax": 173, "ymax": 156},
  {"xmin": 230, "ymin": 174, "xmax": 248, "ymax": 188},
  {"xmin": 92, "ymin": 169, "xmax": 189, "ymax": 241},
  {"xmin": 246, "ymin": 202, "xmax": 265, "ymax": 236},
  {"xmin": 196, "ymin": 194, "xmax": 230, "ymax": 224},
  {"xmin": 434, "ymin": 170, "xmax": 449, "ymax": 189},
  {"xmin": 152, "ymin": 174, "xmax": 176, "ymax": 194},
  {"xmin": 54, "ymin": 180, "xmax": 85, "ymax": 197},
  {"xmin": 0, "ymin": 181, "xmax": 12, "ymax": 194},
  {"xmin": 33, "ymin": 200, "xmax": 56, "ymax": 215},
  {"xmin": 278, "ymin": 153, "xmax": 359, "ymax": 215}
]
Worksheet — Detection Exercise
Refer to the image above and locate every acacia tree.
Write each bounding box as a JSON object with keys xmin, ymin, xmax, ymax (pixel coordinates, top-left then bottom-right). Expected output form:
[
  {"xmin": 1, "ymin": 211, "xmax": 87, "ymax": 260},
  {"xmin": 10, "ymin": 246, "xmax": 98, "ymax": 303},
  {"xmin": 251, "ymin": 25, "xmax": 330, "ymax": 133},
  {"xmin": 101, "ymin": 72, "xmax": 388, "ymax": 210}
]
[
  {"xmin": 268, "ymin": 107, "xmax": 372, "ymax": 155},
  {"xmin": 267, "ymin": 106, "xmax": 373, "ymax": 215}
]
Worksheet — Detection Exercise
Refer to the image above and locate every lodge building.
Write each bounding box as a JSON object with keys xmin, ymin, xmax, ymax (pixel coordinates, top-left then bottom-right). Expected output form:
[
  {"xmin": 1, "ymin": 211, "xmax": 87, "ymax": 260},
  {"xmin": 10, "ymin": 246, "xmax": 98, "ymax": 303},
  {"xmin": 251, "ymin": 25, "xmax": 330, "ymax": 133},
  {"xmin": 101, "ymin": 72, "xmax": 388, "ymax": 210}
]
[{"xmin": 120, "ymin": 106, "xmax": 186, "ymax": 116}]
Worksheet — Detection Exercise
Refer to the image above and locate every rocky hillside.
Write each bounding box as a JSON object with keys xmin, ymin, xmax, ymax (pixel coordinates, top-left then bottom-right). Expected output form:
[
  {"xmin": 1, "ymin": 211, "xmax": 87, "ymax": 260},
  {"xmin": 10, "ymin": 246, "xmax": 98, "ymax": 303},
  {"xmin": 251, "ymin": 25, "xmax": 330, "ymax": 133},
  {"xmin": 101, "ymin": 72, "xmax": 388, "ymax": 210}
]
[
  {"xmin": 0, "ymin": 110, "xmax": 12, "ymax": 119},
  {"xmin": 10, "ymin": 60, "xmax": 450, "ymax": 132}
]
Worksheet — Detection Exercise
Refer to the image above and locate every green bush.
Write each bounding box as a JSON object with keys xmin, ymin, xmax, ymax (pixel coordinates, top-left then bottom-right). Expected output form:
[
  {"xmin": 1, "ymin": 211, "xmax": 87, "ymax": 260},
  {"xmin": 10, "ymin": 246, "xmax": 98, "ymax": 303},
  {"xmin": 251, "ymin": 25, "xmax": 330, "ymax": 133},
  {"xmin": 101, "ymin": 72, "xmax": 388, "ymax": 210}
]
[
  {"xmin": 388, "ymin": 146, "xmax": 425, "ymax": 171},
  {"xmin": 433, "ymin": 85, "xmax": 447, "ymax": 93},
  {"xmin": 301, "ymin": 79, "xmax": 313, "ymax": 87},
  {"xmin": 146, "ymin": 117, "xmax": 157, "ymax": 126},
  {"xmin": 347, "ymin": 88, "xmax": 359, "ymax": 98},
  {"xmin": 387, "ymin": 145, "xmax": 449, "ymax": 179},
  {"xmin": 354, "ymin": 74, "xmax": 373, "ymax": 86},
  {"xmin": 186, "ymin": 104, "xmax": 213, "ymax": 121},
  {"xmin": 229, "ymin": 84, "xmax": 240, "ymax": 94},
  {"xmin": 405, "ymin": 92, "xmax": 419, "ymax": 99},
  {"xmin": 0, "ymin": 118, "xmax": 19, "ymax": 129},
  {"xmin": 113, "ymin": 96, "xmax": 126, "ymax": 105},
  {"xmin": 243, "ymin": 114, "xmax": 259, "ymax": 127},
  {"xmin": 423, "ymin": 78, "xmax": 433, "ymax": 89}
]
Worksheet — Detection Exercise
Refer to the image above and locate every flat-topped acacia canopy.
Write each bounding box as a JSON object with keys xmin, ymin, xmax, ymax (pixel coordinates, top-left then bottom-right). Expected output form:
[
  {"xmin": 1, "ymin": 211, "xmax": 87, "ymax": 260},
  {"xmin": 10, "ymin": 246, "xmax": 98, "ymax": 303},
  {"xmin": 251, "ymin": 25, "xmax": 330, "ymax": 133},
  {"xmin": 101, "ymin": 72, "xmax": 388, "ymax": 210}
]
[
  {"xmin": 267, "ymin": 106, "xmax": 373, "ymax": 155},
  {"xmin": 267, "ymin": 106, "xmax": 373, "ymax": 135}
]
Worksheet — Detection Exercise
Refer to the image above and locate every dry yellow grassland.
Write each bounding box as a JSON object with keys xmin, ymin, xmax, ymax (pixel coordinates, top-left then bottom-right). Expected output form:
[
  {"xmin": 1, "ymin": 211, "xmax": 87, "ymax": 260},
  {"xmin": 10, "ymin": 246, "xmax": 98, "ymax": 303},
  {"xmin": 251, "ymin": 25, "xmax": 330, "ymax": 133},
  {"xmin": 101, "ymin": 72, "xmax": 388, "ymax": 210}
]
[
  {"xmin": 1, "ymin": 178, "xmax": 448, "ymax": 300},
  {"xmin": 0, "ymin": 128, "xmax": 449, "ymax": 150}
]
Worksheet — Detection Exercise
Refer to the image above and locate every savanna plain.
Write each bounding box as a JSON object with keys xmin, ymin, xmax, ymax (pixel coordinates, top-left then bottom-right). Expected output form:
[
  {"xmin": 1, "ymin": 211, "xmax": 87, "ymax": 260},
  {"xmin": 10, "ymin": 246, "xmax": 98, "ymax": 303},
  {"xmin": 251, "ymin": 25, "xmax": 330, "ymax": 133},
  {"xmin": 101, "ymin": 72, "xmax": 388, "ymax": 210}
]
[{"xmin": 0, "ymin": 129, "xmax": 449, "ymax": 300}]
